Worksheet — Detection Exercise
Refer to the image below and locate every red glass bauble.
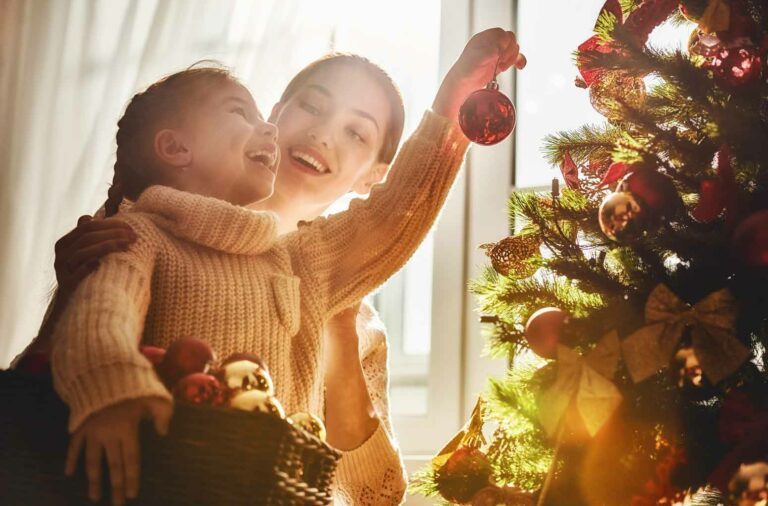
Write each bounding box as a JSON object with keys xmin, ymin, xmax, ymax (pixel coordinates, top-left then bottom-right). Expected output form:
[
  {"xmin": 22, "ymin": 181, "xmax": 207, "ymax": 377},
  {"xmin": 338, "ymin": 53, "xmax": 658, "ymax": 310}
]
[
  {"xmin": 732, "ymin": 210, "xmax": 768, "ymax": 268},
  {"xmin": 617, "ymin": 168, "xmax": 682, "ymax": 221},
  {"xmin": 139, "ymin": 345, "xmax": 166, "ymax": 368},
  {"xmin": 459, "ymin": 82, "xmax": 516, "ymax": 145},
  {"xmin": 173, "ymin": 373, "xmax": 227, "ymax": 406},
  {"xmin": 524, "ymin": 307, "xmax": 567, "ymax": 359},
  {"xmin": 435, "ymin": 446, "xmax": 493, "ymax": 504},
  {"xmin": 711, "ymin": 45, "xmax": 763, "ymax": 88},
  {"xmin": 692, "ymin": 178, "xmax": 725, "ymax": 223},
  {"xmin": 158, "ymin": 337, "xmax": 215, "ymax": 388}
]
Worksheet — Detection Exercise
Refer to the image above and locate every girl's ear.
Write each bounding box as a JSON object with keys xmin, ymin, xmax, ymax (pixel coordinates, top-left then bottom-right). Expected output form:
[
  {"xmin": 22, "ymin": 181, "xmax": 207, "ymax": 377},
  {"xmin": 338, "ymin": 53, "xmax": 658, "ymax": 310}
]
[
  {"xmin": 154, "ymin": 129, "xmax": 192, "ymax": 169},
  {"xmin": 268, "ymin": 102, "xmax": 282, "ymax": 123},
  {"xmin": 351, "ymin": 161, "xmax": 390, "ymax": 195}
]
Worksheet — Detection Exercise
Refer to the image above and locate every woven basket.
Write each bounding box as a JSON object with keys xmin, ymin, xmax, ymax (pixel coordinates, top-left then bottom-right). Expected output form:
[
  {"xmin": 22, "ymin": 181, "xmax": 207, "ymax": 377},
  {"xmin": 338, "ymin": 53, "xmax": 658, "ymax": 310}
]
[{"xmin": 0, "ymin": 369, "xmax": 340, "ymax": 505}]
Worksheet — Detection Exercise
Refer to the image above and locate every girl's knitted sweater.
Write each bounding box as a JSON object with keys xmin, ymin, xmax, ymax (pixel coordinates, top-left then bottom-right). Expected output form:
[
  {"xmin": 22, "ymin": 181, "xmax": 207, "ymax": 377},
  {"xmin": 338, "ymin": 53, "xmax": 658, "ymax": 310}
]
[{"xmin": 51, "ymin": 110, "xmax": 468, "ymax": 500}]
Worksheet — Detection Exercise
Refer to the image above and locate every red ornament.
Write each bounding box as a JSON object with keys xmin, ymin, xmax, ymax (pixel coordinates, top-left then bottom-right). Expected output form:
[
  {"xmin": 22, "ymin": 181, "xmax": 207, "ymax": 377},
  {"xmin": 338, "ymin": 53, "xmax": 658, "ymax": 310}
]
[
  {"xmin": 524, "ymin": 307, "xmax": 567, "ymax": 359},
  {"xmin": 559, "ymin": 150, "xmax": 581, "ymax": 190},
  {"xmin": 598, "ymin": 161, "xmax": 633, "ymax": 188},
  {"xmin": 711, "ymin": 45, "xmax": 763, "ymax": 88},
  {"xmin": 692, "ymin": 179, "xmax": 725, "ymax": 223},
  {"xmin": 173, "ymin": 373, "xmax": 227, "ymax": 406},
  {"xmin": 617, "ymin": 168, "xmax": 681, "ymax": 221},
  {"xmin": 459, "ymin": 81, "xmax": 516, "ymax": 145},
  {"xmin": 139, "ymin": 345, "xmax": 166, "ymax": 368},
  {"xmin": 435, "ymin": 446, "xmax": 493, "ymax": 504},
  {"xmin": 158, "ymin": 337, "xmax": 215, "ymax": 388},
  {"xmin": 732, "ymin": 210, "xmax": 768, "ymax": 268}
]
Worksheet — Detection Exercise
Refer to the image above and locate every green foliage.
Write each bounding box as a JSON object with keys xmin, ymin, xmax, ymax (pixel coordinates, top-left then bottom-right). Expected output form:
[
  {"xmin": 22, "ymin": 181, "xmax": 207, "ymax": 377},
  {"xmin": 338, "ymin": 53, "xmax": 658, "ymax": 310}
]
[{"xmin": 414, "ymin": 6, "xmax": 768, "ymax": 503}]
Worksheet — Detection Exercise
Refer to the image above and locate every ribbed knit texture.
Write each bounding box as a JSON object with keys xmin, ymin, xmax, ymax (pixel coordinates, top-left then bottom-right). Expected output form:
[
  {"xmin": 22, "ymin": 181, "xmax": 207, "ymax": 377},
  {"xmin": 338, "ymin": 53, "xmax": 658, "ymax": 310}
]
[{"xmin": 51, "ymin": 110, "xmax": 468, "ymax": 495}]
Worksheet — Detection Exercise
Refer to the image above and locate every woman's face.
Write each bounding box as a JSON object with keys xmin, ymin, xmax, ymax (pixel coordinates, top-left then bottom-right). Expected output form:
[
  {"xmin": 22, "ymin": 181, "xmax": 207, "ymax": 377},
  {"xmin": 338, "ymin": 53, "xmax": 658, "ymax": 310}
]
[{"xmin": 269, "ymin": 64, "xmax": 392, "ymax": 211}]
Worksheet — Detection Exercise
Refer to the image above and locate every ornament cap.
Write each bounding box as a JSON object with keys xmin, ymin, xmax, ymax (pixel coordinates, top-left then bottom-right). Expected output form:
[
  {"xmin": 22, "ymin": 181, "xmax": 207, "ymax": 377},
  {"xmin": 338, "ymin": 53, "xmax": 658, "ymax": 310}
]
[{"xmin": 485, "ymin": 79, "xmax": 500, "ymax": 91}]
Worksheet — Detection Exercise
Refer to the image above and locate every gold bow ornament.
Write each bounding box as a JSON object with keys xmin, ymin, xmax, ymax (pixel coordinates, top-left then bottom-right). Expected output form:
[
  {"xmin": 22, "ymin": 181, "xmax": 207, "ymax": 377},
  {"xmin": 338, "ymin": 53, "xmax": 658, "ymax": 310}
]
[
  {"xmin": 620, "ymin": 284, "xmax": 749, "ymax": 384},
  {"xmin": 538, "ymin": 331, "xmax": 623, "ymax": 438}
]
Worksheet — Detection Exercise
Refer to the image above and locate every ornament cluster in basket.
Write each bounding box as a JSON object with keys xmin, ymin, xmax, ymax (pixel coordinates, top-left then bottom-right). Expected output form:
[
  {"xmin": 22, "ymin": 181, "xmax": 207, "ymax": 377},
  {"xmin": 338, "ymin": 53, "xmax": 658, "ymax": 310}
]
[{"xmin": 140, "ymin": 337, "xmax": 327, "ymax": 442}]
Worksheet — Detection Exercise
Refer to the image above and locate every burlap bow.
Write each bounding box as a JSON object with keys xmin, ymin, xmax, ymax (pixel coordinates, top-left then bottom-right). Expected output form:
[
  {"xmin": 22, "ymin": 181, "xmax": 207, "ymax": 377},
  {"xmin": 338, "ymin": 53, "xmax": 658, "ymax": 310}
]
[
  {"xmin": 538, "ymin": 331, "xmax": 622, "ymax": 438},
  {"xmin": 621, "ymin": 284, "xmax": 748, "ymax": 384}
]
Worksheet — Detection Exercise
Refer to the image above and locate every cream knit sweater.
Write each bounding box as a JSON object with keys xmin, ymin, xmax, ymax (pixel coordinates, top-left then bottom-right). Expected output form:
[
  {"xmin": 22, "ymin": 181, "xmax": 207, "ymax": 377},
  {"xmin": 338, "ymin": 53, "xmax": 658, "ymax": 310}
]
[
  {"xmin": 51, "ymin": 111, "xmax": 468, "ymax": 502},
  {"xmin": 332, "ymin": 302, "xmax": 407, "ymax": 505}
]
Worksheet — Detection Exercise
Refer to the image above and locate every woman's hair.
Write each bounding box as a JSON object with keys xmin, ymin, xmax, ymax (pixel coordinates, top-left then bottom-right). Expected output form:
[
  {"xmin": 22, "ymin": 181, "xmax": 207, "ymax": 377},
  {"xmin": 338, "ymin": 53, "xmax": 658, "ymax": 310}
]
[
  {"xmin": 104, "ymin": 64, "xmax": 238, "ymax": 217},
  {"xmin": 278, "ymin": 53, "xmax": 405, "ymax": 165}
]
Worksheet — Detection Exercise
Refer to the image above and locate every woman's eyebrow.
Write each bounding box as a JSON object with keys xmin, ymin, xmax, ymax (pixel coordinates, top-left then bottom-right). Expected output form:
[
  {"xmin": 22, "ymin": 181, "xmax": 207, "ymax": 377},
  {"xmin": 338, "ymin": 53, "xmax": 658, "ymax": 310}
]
[{"xmin": 306, "ymin": 84, "xmax": 379, "ymax": 132}]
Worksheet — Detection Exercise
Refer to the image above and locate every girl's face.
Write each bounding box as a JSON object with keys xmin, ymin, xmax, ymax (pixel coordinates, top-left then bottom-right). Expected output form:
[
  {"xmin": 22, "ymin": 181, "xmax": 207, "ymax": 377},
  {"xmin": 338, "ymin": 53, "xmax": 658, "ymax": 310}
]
[
  {"xmin": 176, "ymin": 81, "xmax": 280, "ymax": 206},
  {"xmin": 270, "ymin": 64, "xmax": 391, "ymax": 210}
]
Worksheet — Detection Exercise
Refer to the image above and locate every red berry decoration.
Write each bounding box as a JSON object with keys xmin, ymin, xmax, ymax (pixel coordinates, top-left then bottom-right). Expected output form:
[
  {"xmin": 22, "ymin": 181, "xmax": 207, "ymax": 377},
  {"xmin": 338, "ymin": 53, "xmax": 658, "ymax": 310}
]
[
  {"xmin": 711, "ymin": 45, "xmax": 762, "ymax": 88},
  {"xmin": 459, "ymin": 80, "xmax": 516, "ymax": 145},
  {"xmin": 139, "ymin": 345, "xmax": 166, "ymax": 368},
  {"xmin": 732, "ymin": 210, "xmax": 768, "ymax": 268},
  {"xmin": 435, "ymin": 446, "xmax": 493, "ymax": 504},
  {"xmin": 173, "ymin": 373, "xmax": 227, "ymax": 406},
  {"xmin": 158, "ymin": 337, "xmax": 215, "ymax": 388},
  {"xmin": 524, "ymin": 307, "xmax": 567, "ymax": 359}
]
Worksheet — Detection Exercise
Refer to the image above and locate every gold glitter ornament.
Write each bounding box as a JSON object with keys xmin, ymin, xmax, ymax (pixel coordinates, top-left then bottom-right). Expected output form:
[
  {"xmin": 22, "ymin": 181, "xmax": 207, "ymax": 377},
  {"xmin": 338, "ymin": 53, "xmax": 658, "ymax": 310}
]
[
  {"xmin": 479, "ymin": 234, "xmax": 541, "ymax": 277},
  {"xmin": 589, "ymin": 71, "xmax": 646, "ymax": 122},
  {"xmin": 287, "ymin": 412, "xmax": 327, "ymax": 441}
]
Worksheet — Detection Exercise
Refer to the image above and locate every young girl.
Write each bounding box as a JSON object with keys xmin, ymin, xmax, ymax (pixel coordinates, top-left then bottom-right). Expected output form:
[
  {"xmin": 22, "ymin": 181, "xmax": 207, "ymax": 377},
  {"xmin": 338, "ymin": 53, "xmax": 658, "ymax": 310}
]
[{"xmin": 47, "ymin": 28, "xmax": 525, "ymax": 506}]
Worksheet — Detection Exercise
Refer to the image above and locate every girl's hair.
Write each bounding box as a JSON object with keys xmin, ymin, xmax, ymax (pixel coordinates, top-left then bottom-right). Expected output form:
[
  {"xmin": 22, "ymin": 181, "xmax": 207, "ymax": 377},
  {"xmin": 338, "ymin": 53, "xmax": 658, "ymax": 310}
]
[
  {"xmin": 278, "ymin": 53, "xmax": 405, "ymax": 165},
  {"xmin": 104, "ymin": 64, "xmax": 238, "ymax": 217}
]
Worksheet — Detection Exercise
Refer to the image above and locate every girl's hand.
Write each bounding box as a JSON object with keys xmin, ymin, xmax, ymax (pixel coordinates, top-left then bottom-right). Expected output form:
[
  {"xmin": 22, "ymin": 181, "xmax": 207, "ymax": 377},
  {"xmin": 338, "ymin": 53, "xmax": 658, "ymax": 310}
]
[
  {"xmin": 54, "ymin": 215, "xmax": 137, "ymax": 297},
  {"xmin": 65, "ymin": 397, "xmax": 172, "ymax": 506},
  {"xmin": 433, "ymin": 27, "xmax": 526, "ymax": 124}
]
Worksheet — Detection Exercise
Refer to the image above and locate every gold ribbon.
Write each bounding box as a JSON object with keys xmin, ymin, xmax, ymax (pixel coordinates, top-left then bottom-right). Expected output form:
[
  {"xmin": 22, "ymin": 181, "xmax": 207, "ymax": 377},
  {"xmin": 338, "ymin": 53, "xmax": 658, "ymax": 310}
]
[
  {"xmin": 698, "ymin": 0, "xmax": 730, "ymax": 33},
  {"xmin": 431, "ymin": 397, "xmax": 486, "ymax": 469},
  {"xmin": 538, "ymin": 331, "xmax": 622, "ymax": 438},
  {"xmin": 621, "ymin": 284, "xmax": 748, "ymax": 384}
]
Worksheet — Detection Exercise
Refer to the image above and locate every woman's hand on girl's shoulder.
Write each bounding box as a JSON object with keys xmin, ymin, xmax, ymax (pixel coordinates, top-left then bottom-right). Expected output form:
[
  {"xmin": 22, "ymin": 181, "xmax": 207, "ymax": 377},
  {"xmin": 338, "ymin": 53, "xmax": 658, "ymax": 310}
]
[
  {"xmin": 65, "ymin": 396, "xmax": 172, "ymax": 506},
  {"xmin": 54, "ymin": 215, "xmax": 137, "ymax": 296}
]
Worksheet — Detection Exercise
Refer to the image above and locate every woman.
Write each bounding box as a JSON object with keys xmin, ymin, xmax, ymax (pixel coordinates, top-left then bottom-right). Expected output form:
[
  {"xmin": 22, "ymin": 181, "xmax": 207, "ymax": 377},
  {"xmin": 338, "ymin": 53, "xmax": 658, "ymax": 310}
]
[{"xmin": 19, "ymin": 29, "xmax": 525, "ymax": 505}]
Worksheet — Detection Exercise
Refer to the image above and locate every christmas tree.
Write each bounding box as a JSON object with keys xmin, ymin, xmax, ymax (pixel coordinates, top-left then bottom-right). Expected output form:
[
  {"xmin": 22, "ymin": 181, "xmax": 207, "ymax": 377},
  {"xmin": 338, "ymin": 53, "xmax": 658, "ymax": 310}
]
[{"xmin": 412, "ymin": 0, "xmax": 768, "ymax": 504}]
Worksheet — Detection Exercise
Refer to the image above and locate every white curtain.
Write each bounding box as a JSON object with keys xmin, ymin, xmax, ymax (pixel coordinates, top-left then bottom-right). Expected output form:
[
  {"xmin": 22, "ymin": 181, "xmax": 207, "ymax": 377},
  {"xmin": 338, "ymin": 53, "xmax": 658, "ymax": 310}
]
[
  {"xmin": 0, "ymin": 0, "xmax": 442, "ymax": 367},
  {"xmin": 0, "ymin": 0, "xmax": 309, "ymax": 365}
]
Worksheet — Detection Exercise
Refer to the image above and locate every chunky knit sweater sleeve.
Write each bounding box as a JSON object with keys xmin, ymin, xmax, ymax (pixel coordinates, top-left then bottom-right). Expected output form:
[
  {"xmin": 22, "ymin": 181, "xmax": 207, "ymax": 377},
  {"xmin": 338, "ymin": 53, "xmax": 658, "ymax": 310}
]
[
  {"xmin": 333, "ymin": 304, "xmax": 407, "ymax": 505},
  {"xmin": 50, "ymin": 215, "xmax": 171, "ymax": 432},
  {"xmin": 285, "ymin": 111, "xmax": 469, "ymax": 318}
]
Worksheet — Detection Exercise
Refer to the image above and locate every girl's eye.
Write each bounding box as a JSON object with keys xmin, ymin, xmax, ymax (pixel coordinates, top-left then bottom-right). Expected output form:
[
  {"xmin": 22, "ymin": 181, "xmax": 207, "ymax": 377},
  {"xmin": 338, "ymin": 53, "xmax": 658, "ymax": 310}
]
[
  {"xmin": 300, "ymin": 101, "xmax": 321, "ymax": 115},
  {"xmin": 347, "ymin": 127, "xmax": 365, "ymax": 144},
  {"xmin": 231, "ymin": 107, "xmax": 248, "ymax": 118}
]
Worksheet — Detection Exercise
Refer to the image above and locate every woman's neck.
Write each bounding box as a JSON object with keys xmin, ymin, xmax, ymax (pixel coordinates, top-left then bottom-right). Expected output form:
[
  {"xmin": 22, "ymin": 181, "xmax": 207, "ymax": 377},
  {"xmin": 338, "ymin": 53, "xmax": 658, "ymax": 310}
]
[{"xmin": 249, "ymin": 191, "xmax": 330, "ymax": 235}]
